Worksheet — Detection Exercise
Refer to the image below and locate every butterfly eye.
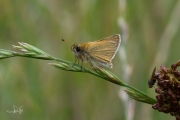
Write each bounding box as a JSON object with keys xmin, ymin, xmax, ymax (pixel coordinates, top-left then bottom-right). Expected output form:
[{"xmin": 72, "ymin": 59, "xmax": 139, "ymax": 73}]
[{"xmin": 76, "ymin": 46, "xmax": 81, "ymax": 52}]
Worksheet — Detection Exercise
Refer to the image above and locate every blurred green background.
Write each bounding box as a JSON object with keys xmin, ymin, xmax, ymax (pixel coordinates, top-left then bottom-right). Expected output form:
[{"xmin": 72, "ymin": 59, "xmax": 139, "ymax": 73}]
[{"xmin": 1, "ymin": 0, "xmax": 180, "ymax": 120}]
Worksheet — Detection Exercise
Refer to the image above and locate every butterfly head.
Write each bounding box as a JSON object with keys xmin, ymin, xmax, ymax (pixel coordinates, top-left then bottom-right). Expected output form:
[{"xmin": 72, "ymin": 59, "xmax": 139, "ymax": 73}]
[{"xmin": 71, "ymin": 44, "xmax": 82, "ymax": 55}]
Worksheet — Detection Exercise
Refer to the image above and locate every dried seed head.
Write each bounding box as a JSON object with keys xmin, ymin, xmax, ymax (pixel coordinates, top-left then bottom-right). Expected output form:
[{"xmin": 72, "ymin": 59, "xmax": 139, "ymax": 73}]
[{"xmin": 149, "ymin": 60, "xmax": 180, "ymax": 119}]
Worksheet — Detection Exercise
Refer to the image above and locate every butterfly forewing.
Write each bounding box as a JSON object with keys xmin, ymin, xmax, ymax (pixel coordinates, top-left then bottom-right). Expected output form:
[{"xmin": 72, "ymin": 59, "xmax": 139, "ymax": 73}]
[{"xmin": 85, "ymin": 34, "xmax": 120, "ymax": 68}]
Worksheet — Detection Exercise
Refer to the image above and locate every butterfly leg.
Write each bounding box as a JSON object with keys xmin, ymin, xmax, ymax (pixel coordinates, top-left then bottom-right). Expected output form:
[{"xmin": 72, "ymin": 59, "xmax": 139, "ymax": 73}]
[
  {"xmin": 80, "ymin": 60, "xmax": 83, "ymax": 71},
  {"xmin": 77, "ymin": 58, "xmax": 80, "ymax": 65},
  {"xmin": 89, "ymin": 61, "xmax": 103, "ymax": 73},
  {"xmin": 72, "ymin": 56, "xmax": 78, "ymax": 67},
  {"xmin": 89, "ymin": 61, "xmax": 97, "ymax": 70}
]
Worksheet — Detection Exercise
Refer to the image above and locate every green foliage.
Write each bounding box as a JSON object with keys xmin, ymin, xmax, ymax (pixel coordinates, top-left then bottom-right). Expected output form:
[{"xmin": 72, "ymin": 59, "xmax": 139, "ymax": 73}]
[{"xmin": 0, "ymin": 0, "xmax": 180, "ymax": 120}]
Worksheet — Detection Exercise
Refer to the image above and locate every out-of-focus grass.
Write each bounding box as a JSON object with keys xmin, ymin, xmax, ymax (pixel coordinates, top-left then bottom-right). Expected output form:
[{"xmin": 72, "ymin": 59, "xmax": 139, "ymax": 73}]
[{"xmin": 0, "ymin": 0, "xmax": 180, "ymax": 120}]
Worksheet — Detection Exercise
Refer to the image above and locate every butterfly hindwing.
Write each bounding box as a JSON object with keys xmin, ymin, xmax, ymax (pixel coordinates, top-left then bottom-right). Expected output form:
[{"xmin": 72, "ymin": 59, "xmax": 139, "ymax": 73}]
[{"xmin": 85, "ymin": 34, "xmax": 120, "ymax": 68}]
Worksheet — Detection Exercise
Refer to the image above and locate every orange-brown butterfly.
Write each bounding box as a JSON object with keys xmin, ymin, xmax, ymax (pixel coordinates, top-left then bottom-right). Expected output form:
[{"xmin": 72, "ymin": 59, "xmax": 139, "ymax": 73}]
[{"xmin": 69, "ymin": 34, "xmax": 121, "ymax": 69}]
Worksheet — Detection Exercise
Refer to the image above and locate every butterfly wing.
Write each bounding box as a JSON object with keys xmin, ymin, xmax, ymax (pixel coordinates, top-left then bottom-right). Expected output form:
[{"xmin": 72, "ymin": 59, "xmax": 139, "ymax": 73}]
[{"xmin": 85, "ymin": 34, "xmax": 121, "ymax": 68}]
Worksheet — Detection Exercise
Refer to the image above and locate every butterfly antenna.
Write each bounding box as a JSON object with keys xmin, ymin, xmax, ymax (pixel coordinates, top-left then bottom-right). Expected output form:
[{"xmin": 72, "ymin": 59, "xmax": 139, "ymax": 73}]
[
  {"xmin": 62, "ymin": 39, "xmax": 67, "ymax": 42},
  {"xmin": 62, "ymin": 39, "xmax": 74, "ymax": 46}
]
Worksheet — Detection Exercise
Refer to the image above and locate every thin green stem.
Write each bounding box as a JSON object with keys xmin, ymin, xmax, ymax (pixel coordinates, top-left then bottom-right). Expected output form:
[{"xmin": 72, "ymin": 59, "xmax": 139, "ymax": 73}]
[{"xmin": 0, "ymin": 42, "xmax": 156, "ymax": 104}]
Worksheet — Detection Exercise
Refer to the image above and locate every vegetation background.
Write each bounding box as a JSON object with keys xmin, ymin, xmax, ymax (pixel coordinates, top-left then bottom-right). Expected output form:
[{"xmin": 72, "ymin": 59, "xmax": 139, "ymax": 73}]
[{"xmin": 0, "ymin": 0, "xmax": 180, "ymax": 120}]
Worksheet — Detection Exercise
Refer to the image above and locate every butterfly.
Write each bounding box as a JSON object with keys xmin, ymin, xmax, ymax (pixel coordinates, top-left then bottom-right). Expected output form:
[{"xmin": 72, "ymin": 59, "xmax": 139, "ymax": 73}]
[{"xmin": 71, "ymin": 34, "xmax": 121, "ymax": 69}]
